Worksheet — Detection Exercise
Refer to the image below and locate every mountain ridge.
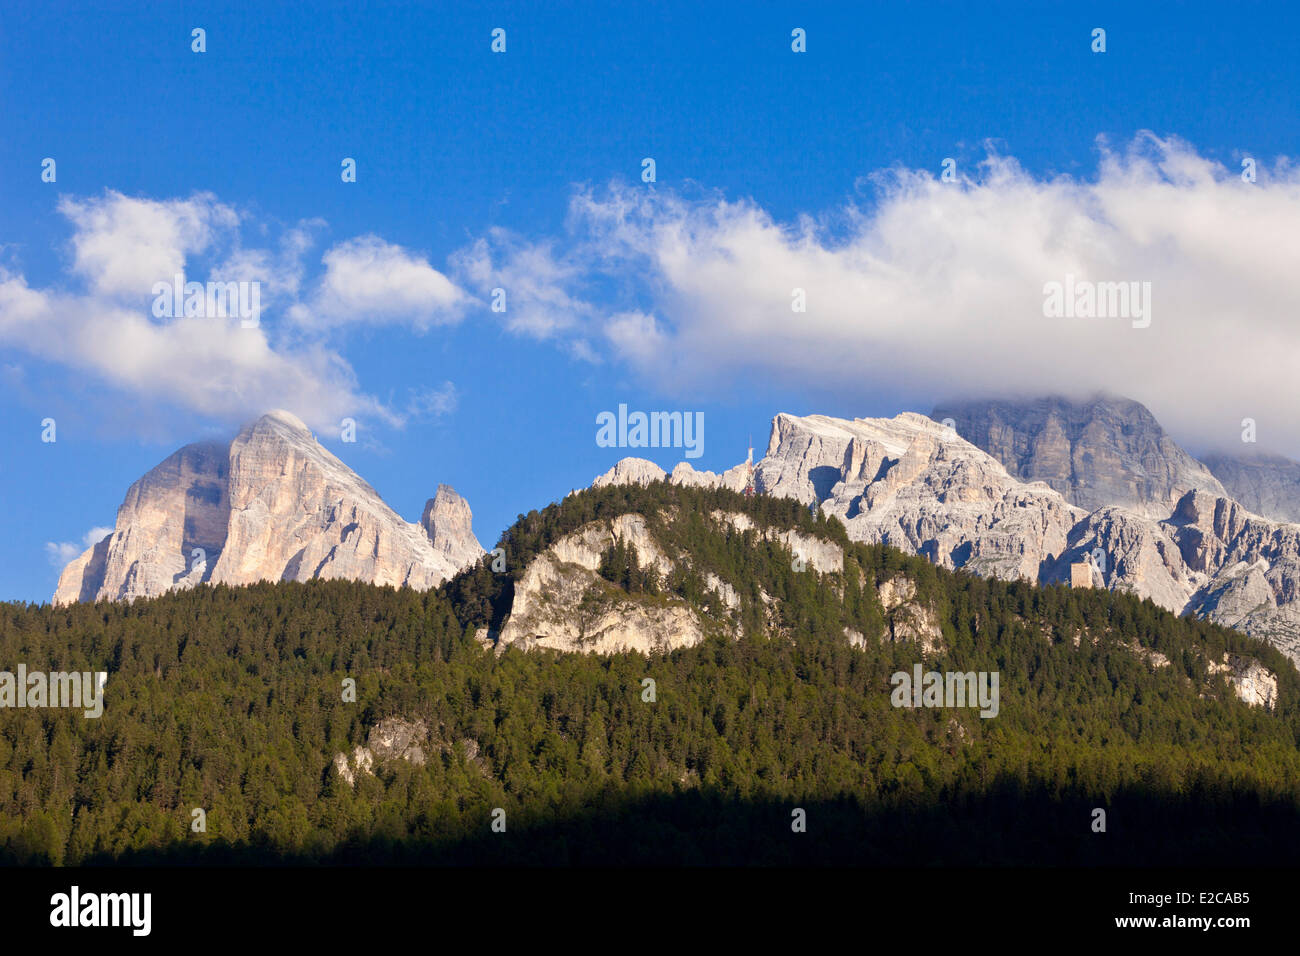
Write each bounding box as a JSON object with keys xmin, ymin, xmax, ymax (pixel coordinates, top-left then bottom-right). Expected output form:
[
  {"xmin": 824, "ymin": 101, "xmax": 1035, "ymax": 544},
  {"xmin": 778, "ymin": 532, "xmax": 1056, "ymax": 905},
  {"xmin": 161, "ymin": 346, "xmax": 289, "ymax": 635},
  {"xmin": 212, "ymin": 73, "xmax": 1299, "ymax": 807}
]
[
  {"xmin": 594, "ymin": 403, "xmax": 1300, "ymax": 669},
  {"xmin": 55, "ymin": 396, "xmax": 1300, "ymax": 674}
]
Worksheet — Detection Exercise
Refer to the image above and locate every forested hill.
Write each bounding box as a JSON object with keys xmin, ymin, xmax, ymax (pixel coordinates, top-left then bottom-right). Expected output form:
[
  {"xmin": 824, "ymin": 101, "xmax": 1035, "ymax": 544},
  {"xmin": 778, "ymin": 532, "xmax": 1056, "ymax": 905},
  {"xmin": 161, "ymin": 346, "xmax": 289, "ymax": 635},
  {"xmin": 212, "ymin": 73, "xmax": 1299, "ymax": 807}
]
[{"xmin": 2, "ymin": 481, "xmax": 1300, "ymax": 865}]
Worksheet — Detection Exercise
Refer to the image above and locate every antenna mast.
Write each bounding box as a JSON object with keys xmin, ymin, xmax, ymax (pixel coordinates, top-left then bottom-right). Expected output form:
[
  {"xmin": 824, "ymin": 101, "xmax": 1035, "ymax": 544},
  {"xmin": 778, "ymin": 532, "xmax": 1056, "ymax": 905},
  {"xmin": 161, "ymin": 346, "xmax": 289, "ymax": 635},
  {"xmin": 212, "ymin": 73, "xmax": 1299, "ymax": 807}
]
[{"xmin": 743, "ymin": 435, "xmax": 756, "ymax": 497}]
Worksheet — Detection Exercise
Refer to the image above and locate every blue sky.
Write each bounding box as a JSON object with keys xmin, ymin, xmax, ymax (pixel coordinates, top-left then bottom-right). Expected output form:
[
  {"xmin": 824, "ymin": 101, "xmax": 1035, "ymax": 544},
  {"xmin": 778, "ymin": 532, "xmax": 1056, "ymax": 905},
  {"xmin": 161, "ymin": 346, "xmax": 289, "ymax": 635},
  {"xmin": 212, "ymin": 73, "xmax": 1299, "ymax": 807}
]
[{"xmin": 2, "ymin": 1, "xmax": 1299, "ymax": 601}]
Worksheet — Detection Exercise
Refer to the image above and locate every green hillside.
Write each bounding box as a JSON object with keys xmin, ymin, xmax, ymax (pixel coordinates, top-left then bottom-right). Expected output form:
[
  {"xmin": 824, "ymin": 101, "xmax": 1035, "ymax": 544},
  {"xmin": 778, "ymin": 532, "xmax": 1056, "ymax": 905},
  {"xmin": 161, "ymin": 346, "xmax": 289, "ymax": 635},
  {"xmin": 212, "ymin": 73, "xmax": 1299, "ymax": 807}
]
[{"xmin": 2, "ymin": 482, "xmax": 1299, "ymax": 865}]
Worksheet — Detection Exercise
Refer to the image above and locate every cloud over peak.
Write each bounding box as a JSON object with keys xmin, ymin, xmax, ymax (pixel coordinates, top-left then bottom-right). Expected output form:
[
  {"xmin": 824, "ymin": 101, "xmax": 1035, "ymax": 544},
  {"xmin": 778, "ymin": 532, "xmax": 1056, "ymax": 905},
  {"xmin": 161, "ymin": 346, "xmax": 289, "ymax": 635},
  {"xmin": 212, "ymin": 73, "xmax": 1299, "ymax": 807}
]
[{"xmin": 478, "ymin": 133, "xmax": 1300, "ymax": 452}]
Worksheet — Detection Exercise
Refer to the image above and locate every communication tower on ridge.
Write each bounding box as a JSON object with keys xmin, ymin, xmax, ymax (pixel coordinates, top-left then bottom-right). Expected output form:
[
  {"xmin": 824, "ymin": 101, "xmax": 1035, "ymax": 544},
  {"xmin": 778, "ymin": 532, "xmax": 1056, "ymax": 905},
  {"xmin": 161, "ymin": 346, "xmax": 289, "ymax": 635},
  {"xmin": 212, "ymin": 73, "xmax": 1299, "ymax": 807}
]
[{"xmin": 743, "ymin": 436, "xmax": 756, "ymax": 497}]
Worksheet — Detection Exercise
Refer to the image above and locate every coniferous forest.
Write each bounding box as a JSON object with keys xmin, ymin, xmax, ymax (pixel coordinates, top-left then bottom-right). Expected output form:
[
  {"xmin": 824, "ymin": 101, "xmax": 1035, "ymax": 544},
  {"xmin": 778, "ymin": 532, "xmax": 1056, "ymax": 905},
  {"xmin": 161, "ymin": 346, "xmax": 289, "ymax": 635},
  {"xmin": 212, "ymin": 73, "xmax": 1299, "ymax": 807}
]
[{"xmin": 3, "ymin": 483, "xmax": 1300, "ymax": 866}]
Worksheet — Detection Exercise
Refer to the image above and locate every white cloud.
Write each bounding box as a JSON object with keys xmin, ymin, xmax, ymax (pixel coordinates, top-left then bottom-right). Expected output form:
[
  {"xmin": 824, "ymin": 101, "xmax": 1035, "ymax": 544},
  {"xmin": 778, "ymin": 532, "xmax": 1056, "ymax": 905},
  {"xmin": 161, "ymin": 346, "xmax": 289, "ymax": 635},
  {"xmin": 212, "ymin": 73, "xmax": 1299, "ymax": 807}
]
[
  {"xmin": 406, "ymin": 381, "xmax": 458, "ymax": 420},
  {"xmin": 451, "ymin": 230, "xmax": 591, "ymax": 339},
  {"xmin": 301, "ymin": 235, "xmax": 468, "ymax": 329},
  {"xmin": 44, "ymin": 526, "xmax": 113, "ymax": 567},
  {"xmin": 58, "ymin": 192, "xmax": 239, "ymax": 299},
  {"xmin": 0, "ymin": 269, "xmax": 394, "ymax": 428},
  {"xmin": 494, "ymin": 134, "xmax": 1300, "ymax": 453},
  {"xmin": 0, "ymin": 192, "xmax": 471, "ymax": 433},
  {"xmin": 603, "ymin": 311, "xmax": 665, "ymax": 366},
  {"xmin": 44, "ymin": 541, "xmax": 80, "ymax": 567}
]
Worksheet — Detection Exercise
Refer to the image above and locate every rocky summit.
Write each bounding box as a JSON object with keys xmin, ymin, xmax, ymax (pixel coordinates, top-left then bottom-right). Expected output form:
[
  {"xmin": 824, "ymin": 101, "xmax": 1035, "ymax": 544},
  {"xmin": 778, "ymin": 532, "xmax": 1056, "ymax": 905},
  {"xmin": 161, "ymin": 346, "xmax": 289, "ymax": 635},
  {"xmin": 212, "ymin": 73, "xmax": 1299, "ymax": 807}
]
[
  {"xmin": 590, "ymin": 456, "xmax": 750, "ymax": 493},
  {"xmin": 1201, "ymin": 451, "xmax": 1300, "ymax": 525},
  {"xmin": 932, "ymin": 395, "xmax": 1226, "ymax": 519},
  {"xmin": 758, "ymin": 412, "xmax": 1082, "ymax": 583},
  {"xmin": 54, "ymin": 410, "xmax": 483, "ymax": 604}
]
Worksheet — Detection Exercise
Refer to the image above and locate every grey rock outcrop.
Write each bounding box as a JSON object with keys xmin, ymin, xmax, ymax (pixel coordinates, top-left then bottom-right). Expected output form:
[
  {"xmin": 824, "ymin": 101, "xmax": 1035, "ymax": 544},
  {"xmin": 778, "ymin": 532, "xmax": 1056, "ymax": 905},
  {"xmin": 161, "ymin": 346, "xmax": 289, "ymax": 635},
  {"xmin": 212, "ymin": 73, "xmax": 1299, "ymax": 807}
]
[
  {"xmin": 421, "ymin": 484, "xmax": 484, "ymax": 569},
  {"xmin": 495, "ymin": 513, "xmax": 711, "ymax": 655},
  {"xmin": 877, "ymin": 575, "xmax": 945, "ymax": 654},
  {"xmin": 755, "ymin": 413, "xmax": 866, "ymax": 504},
  {"xmin": 1044, "ymin": 507, "xmax": 1195, "ymax": 613},
  {"xmin": 763, "ymin": 412, "xmax": 1083, "ymax": 583},
  {"xmin": 54, "ymin": 410, "xmax": 483, "ymax": 604},
  {"xmin": 670, "ymin": 461, "xmax": 750, "ymax": 492},
  {"xmin": 55, "ymin": 439, "xmax": 230, "ymax": 603},
  {"xmin": 748, "ymin": 410, "xmax": 1300, "ymax": 670},
  {"xmin": 933, "ymin": 395, "xmax": 1226, "ymax": 519},
  {"xmin": 711, "ymin": 511, "xmax": 844, "ymax": 574},
  {"xmin": 492, "ymin": 505, "xmax": 848, "ymax": 656},
  {"xmin": 333, "ymin": 717, "xmax": 430, "ymax": 786},
  {"xmin": 366, "ymin": 717, "xmax": 429, "ymax": 765},
  {"xmin": 332, "ymin": 747, "xmax": 374, "ymax": 787},
  {"xmin": 1209, "ymin": 654, "xmax": 1279, "ymax": 710},
  {"xmin": 592, "ymin": 457, "xmax": 751, "ymax": 493},
  {"xmin": 592, "ymin": 458, "xmax": 666, "ymax": 488},
  {"xmin": 1200, "ymin": 452, "xmax": 1300, "ymax": 525}
]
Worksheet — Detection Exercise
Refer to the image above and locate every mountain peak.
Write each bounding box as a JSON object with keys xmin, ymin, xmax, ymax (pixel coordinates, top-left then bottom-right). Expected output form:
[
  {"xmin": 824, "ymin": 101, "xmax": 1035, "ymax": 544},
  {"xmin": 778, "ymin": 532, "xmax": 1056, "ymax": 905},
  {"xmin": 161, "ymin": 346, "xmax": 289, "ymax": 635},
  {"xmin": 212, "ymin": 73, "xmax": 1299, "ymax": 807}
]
[
  {"xmin": 54, "ymin": 417, "xmax": 481, "ymax": 604},
  {"xmin": 932, "ymin": 394, "xmax": 1224, "ymax": 517},
  {"xmin": 243, "ymin": 408, "xmax": 313, "ymax": 437},
  {"xmin": 421, "ymin": 486, "xmax": 485, "ymax": 567}
]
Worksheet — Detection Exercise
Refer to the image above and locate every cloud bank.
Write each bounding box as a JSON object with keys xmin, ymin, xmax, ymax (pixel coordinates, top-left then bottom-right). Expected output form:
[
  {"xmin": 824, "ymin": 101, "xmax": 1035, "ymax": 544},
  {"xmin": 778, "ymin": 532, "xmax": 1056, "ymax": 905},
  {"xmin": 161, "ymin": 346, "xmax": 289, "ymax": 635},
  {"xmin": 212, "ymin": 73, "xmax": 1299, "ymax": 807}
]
[
  {"xmin": 7, "ymin": 136, "xmax": 1300, "ymax": 454},
  {"xmin": 0, "ymin": 191, "xmax": 468, "ymax": 433},
  {"xmin": 473, "ymin": 133, "xmax": 1300, "ymax": 453}
]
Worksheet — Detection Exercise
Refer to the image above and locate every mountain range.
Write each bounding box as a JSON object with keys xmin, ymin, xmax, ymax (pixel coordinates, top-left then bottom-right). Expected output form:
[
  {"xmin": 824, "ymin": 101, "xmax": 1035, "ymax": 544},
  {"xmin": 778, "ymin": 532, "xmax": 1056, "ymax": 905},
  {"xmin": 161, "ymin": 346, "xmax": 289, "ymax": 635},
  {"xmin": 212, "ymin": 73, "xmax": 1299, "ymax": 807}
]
[
  {"xmin": 13, "ymin": 475, "xmax": 1300, "ymax": 866},
  {"xmin": 53, "ymin": 395, "xmax": 1300, "ymax": 671}
]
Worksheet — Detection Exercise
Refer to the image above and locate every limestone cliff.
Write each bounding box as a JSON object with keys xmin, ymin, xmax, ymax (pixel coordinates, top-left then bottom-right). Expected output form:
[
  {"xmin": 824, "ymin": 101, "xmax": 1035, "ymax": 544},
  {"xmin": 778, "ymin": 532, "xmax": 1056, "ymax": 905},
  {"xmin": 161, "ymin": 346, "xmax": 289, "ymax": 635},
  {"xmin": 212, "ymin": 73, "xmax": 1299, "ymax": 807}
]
[
  {"xmin": 592, "ymin": 407, "xmax": 1300, "ymax": 670},
  {"xmin": 54, "ymin": 410, "xmax": 483, "ymax": 604},
  {"xmin": 1201, "ymin": 452, "xmax": 1300, "ymax": 525},
  {"xmin": 932, "ymin": 395, "xmax": 1226, "ymax": 519},
  {"xmin": 495, "ymin": 514, "xmax": 714, "ymax": 655}
]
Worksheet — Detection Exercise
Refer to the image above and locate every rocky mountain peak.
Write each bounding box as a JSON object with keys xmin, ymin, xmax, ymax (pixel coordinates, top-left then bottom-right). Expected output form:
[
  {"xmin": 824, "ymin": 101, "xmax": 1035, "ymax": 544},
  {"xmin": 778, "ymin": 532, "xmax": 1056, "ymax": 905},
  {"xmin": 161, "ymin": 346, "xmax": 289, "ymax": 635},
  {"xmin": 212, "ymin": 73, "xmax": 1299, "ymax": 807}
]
[
  {"xmin": 932, "ymin": 394, "xmax": 1226, "ymax": 518},
  {"xmin": 54, "ymin": 412, "xmax": 482, "ymax": 604},
  {"xmin": 592, "ymin": 458, "xmax": 667, "ymax": 488},
  {"xmin": 257, "ymin": 408, "xmax": 311, "ymax": 432},
  {"xmin": 1200, "ymin": 451, "xmax": 1300, "ymax": 525},
  {"xmin": 421, "ymin": 485, "xmax": 484, "ymax": 568}
]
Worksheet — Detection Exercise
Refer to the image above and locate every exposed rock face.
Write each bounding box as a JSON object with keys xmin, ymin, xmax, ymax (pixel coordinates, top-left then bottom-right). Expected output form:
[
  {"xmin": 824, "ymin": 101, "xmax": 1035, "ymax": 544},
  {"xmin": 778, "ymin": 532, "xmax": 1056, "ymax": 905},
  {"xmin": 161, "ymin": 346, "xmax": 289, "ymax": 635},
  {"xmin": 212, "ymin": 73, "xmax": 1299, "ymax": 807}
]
[
  {"xmin": 1167, "ymin": 491, "xmax": 1300, "ymax": 665},
  {"xmin": 1027, "ymin": 490, "xmax": 1300, "ymax": 670},
  {"xmin": 592, "ymin": 458, "xmax": 666, "ymax": 488},
  {"xmin": 712, "ymin": 511, "xmax": 844, "ymax": 574},
  {"xmin": 493, "ymin": 505, "xmax": 848, "ymax": 656},
  {"xmin": 421, "ymin": 485, "xmax": 484, "ymax": 568},
  {"xmin": 1045, "ymin": 507, "xmax": 1196, "ymax": 614},
  {"xmin": 670, "ymin": 461, "xmax": 750, "ymax": 492},
  {"xmin": 1189, "ymin": 561, "xmax": 1276, "ymax": 630},
  {"xmin": 332, "ymin": 717, "xmax": 431, "ymax": 786},
  {"xmin": 592, "ymin": 457, "xmax": 750, "ymax": 493},
  {"xmin": 748, "ymin": 410, "xmax": 1300, "ymax": 670},
  {"xmin": 1201, "ymin": 452, "xmax": 1300, "ymax": 525},
  {"xmin": 332, "ymin": 747, "xmax": 374, "ymax": 787},
  {"xmin": 761, "ymin": 412, "xmax": 1082, "ymax": 583},
  {"xmin": 933, "ymin": 395, "xmax": 1225, "ymax": 519},
  {"xmin": 54, "ymin": 410, "xmax": 483, "ymax": 604},
  {"xmin": 366, "ymin": 717, "xmax": 428, "ymax": 766},
  {"xmin": 496, "ymin": 514, "xmax": 711, "ymax": 655},
  {"xmin": 55, "ymin": 439, "xmax": 229, "ymax": 603},
  {"xmin": 1209, "ymin": 654, "xmax": 1279, "ymax": 710},
  {"xmin": 877, "ymin": 576, "xmax": 944, "ymax": 654},
  {"xmin": 756, "ymin": 413, "xmax": 869, "ymax": 504}
]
